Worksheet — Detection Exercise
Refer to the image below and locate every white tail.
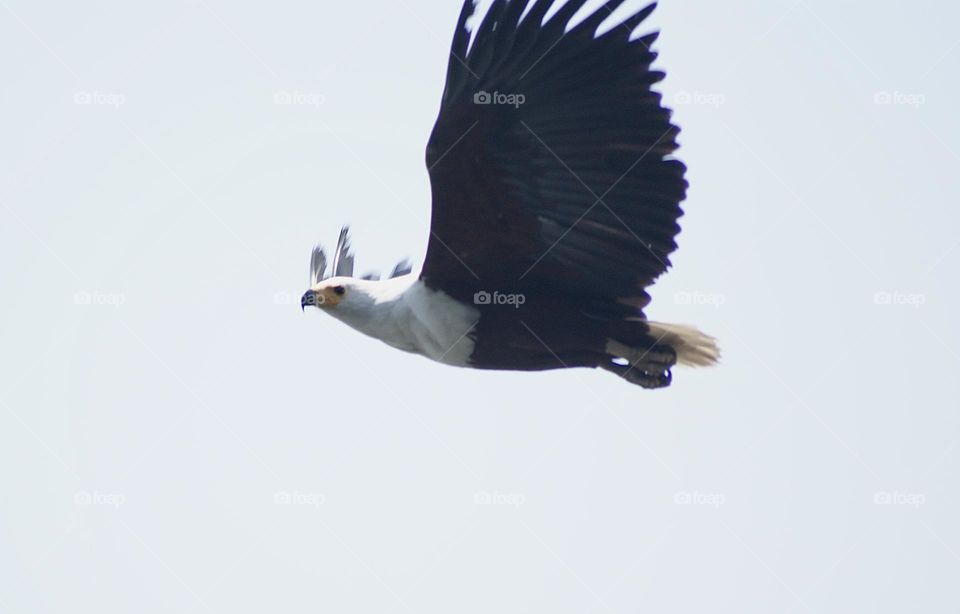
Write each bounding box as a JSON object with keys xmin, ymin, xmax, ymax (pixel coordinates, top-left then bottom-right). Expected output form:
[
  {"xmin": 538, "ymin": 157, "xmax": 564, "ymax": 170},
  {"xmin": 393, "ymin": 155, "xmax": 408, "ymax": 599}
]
[{"xmin": 648, "ymin": 322, "xmax": 720, "ymax": 368}]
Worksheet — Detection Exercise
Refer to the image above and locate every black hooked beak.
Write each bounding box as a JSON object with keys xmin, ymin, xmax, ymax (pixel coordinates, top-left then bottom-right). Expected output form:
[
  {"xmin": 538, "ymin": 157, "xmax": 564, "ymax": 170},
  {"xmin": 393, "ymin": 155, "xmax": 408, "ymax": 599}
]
[{"xmin": 301, "ymin": 290, "xmax": 317, "ymax": 312}]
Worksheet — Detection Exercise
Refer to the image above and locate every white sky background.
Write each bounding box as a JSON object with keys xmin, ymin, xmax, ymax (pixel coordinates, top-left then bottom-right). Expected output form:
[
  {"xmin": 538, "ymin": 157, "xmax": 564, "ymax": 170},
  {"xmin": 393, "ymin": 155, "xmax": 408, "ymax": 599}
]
[{"xmin": 2, "ymin": 0, "xmax": 959, "ymax": 612}]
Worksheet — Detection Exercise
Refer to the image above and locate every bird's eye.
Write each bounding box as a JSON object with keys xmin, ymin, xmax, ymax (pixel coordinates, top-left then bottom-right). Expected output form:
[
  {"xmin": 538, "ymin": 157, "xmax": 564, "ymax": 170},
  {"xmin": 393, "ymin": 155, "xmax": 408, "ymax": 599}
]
[{"xmin": 333, "ymin": 286, "xmax": 346, "ymax": 296}]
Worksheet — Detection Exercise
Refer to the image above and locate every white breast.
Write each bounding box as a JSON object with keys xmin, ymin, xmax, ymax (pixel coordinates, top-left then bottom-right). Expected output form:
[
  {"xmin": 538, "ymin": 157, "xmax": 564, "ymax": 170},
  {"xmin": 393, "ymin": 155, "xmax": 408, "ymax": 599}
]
[
  {"xmin": 398, "ymin": 281, "xmax": 479, "ymax": 366},
  {"xmin": 331, "ymin": 276, "xmax": 479, "ymax": 367}
]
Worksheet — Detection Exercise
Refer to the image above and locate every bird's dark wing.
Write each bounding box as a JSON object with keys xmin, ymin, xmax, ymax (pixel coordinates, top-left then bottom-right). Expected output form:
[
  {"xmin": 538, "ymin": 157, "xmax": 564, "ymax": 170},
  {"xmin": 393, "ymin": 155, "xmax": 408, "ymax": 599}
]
[{"xmin": 422, "ymin": 0, "xmax": 687, "ymax": 310}]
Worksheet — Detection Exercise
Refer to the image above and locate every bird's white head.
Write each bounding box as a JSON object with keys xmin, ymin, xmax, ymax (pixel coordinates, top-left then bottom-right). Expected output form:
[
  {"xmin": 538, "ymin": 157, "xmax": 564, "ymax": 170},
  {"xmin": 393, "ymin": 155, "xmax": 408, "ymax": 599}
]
[
  {"xmin": 301, "ymin": 227, "xmax": 414, "ymax": 327},
  {"xmin": 301, "ymin": 277, "xmax": 372, "ymax": 313}
]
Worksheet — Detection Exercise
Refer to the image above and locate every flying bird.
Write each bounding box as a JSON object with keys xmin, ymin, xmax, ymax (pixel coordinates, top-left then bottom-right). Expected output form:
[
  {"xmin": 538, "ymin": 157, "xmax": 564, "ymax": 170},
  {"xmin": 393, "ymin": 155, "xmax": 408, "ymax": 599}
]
[{"xmin": 302, "ymin": 0, "xmax": 719, "ymax": 389}]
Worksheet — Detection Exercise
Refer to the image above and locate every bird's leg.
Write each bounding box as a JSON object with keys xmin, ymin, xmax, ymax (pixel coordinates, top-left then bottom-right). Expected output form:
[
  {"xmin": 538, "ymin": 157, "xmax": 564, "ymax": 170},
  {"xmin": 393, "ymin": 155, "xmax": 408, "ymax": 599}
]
[
  {"xmin": 601, "ymin": 361, "xmax": 673, "ymax": 389},
  {"xmin": 601, "ymin": 343, "xmax": 677, "ymax": 389}
]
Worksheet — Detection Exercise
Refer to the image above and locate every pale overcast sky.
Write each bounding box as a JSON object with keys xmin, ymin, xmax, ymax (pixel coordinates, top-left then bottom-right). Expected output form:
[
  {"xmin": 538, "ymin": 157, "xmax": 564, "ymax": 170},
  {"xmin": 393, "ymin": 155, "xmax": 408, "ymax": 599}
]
[{"xmin": 2, "ymin": 0, "xmax": 959, "ymax": 612}]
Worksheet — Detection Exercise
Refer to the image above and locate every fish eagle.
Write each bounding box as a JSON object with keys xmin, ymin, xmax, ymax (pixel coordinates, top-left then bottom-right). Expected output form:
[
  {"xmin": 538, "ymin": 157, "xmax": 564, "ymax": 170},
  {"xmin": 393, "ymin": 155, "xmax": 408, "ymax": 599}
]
[{"xmin": 301, "ymin": 0, "xmax": 719, "ymax": 389}]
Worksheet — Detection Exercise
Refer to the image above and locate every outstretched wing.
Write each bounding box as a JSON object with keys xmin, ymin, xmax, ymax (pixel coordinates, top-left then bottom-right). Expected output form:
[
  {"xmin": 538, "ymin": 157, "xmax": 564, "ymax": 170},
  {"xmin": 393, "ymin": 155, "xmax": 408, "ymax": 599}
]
[
  {"xmin": 310, "ymin": 245, "xmax": 327, "ymax": 286},
  {"xmin": 313, "ymin": 227, "xmax": 411, "ymax": 283},
  {"xmin": 422, "ymin": 0, "xmax": 687, "ymax": 310},
  {"xmin": 331, "ymin": 226, "xmax": 355, "ymax": 278},
  {"xmin": 311, "ymin": 227, "xmax": 355, "ymax": 284}
]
